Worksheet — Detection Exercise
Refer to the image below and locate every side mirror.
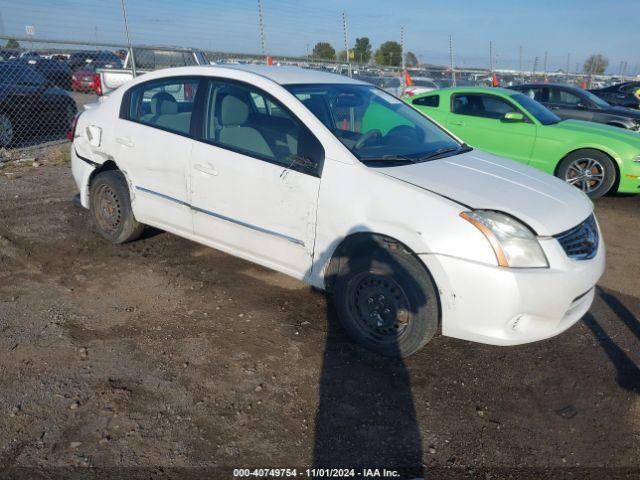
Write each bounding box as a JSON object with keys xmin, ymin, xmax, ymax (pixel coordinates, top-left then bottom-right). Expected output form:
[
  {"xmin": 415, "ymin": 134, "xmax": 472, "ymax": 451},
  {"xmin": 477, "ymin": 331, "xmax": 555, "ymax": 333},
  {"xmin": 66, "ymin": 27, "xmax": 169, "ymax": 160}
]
[{"xmin": 503, "ymin": 112, "xmax": 525, "ymax": 122}]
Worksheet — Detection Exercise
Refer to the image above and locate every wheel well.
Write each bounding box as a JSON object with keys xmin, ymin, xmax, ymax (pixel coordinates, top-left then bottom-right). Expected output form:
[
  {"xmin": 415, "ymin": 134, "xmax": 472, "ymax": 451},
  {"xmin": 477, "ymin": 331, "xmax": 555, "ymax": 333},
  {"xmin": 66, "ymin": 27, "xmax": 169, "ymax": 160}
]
[
  {"xmin": 88, "ymin": 160, "xmax": 119, "ymax": 187},
  {"xmin": 554, "ymin": 148, "xmax": 620, "ymax": 192},
  {"xmin": 324, "ymin": 232, "xmax": 417, "ymax": 293}
]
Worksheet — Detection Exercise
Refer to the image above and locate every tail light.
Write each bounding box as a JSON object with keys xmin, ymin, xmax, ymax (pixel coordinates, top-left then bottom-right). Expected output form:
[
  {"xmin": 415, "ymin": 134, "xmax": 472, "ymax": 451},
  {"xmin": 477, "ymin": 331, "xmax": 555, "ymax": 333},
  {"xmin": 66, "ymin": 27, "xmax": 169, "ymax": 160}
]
[
  {"xmin": 67, "ymin": 112, "xmax": 81, "ymax": 141},
  {"xmin": 405, "ymin": 89, "xmax": 415, "ymax": 97},
  {"xmin": 92, "ymin": 73, "xmax": 102, "ymax": 96}
]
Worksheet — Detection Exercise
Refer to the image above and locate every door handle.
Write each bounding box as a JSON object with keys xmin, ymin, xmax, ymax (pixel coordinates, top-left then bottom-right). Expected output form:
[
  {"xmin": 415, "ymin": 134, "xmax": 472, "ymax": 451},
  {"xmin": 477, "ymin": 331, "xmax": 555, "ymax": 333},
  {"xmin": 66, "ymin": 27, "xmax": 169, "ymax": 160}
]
[
  {"xmin": 450, "ymin": 120, "xmax": 465, "ymax": 126},
  {"xmin": 116, "ymin": 136, "xmax": 134, "ymax": 148},
  {"xmin": 194, "ymin": 162, "xmax": 219, "ymax": 176}
]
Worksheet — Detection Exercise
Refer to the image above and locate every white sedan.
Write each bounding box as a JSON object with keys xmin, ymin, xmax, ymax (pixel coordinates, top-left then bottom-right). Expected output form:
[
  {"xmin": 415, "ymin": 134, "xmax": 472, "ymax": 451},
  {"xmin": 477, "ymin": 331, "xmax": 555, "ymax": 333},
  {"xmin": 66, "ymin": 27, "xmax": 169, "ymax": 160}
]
[{"xmin": 70, "ymin": 65, "xmax": 605, "ymax": 356}]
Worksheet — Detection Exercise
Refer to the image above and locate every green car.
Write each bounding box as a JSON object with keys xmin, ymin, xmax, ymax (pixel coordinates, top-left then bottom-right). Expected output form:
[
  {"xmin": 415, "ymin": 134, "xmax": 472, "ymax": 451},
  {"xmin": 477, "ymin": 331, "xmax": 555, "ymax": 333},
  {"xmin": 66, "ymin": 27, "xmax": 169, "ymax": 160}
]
[{"xmin": 406, "ymin": 87, "xmax": 640, "ymax": 198}]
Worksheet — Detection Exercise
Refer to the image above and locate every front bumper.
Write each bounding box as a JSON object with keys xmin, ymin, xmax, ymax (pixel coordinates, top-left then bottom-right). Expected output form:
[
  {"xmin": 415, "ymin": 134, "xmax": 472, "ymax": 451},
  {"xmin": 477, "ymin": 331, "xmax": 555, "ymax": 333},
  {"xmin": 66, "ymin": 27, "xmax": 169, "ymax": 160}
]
[
  {"xmin": 420, "ymin": 233, "xmax": 605, "ymax": 346},
  {"xmin": 617, "ymin": 158, "xmax": 640, "ymax": 193}
]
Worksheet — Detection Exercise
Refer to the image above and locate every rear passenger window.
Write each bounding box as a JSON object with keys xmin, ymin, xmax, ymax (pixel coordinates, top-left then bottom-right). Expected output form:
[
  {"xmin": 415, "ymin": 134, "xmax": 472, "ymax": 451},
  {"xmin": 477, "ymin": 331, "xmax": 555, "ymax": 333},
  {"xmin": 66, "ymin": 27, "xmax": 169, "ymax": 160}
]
[
  {"xmin": 413, "ymin": 95, "xmax": 439, "ymax": 107},
  {"xmin": 127, "ymin": 78, "xmax": 199, "ymax": 135}
]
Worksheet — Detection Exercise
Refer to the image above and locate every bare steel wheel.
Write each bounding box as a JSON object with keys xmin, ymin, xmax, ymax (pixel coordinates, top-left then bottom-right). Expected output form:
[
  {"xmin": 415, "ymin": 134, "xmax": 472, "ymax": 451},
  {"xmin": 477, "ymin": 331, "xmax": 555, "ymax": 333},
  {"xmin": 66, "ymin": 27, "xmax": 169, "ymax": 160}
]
[
  {"xmin": 557, "ymin": 149, "xmax": 616, "ymax": 199},
  {"xmin": 331, "ymin": 236, "xmax": 439, "ymax": 357},
  {"xmin": 90, "ymin": 170, "xmax": 145, "ymax": 244},
  {"xmin": 347, "ymin": 273, "xmax": 411, "ymax": 344},
  {"xmin": 0, "ymin": 113, "xmax": 14, "ymax": 148},
  {"xmin": 94, "ymin": 183, "xmax": 122, "ymax": 235}
]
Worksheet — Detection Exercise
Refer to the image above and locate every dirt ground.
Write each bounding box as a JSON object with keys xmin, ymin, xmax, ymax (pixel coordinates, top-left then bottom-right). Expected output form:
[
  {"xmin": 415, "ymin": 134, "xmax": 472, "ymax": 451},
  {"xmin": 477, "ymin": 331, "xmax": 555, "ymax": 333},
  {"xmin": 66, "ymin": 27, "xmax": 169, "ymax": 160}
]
[{"xmin": 1, "ymin": 157, "xmax": 639, "ymax": 479}]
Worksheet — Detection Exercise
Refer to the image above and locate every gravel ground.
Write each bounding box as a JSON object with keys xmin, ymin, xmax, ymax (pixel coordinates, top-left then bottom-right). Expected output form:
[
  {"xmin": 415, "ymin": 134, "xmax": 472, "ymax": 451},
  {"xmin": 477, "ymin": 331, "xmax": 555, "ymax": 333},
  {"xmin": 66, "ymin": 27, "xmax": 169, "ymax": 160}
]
[{"xmin": 0, "ymin": 160, "xmax": 639, "ymax": 479}]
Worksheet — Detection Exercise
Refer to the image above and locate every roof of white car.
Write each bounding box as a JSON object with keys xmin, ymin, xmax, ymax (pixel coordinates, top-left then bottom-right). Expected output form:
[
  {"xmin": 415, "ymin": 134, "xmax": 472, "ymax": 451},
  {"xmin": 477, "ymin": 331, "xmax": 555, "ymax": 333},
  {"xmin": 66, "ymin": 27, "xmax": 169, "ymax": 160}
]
[{"xmin": 208, "ymin": 64, "xmax": 367, "ymax": 86}]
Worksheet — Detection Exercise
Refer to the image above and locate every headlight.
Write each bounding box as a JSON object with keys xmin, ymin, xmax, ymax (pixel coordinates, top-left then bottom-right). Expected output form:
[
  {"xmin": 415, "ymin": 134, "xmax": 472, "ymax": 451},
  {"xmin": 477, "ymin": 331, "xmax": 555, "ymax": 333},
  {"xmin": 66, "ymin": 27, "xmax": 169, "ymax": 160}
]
[
  {"xmin": 633, "ymin": 154, "xmax": 640, "ymax": 163},
  {"xmin": 460, "ymin": 210, "xmax": 549, "ymax": 268}
]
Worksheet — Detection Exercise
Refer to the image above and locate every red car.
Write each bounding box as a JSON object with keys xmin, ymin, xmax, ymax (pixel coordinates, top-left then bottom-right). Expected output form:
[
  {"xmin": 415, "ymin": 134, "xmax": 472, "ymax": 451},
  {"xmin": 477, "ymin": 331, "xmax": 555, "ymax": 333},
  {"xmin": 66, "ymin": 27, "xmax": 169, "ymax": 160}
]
[
  {"xmin": 71, "ymin": 66, "xmax": 100, "ymax": 94},
  {"xmin": 71, "ymin": 59, "xmax": 120, "ymax": 95}
]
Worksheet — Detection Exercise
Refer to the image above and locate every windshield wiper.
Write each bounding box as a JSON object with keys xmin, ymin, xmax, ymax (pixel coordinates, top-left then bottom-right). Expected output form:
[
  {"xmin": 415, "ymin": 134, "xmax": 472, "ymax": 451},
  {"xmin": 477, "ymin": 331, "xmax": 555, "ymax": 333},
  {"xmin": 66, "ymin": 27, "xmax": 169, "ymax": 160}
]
[
  {"xmin": 418, "ymin": 144, "xmax": 472, "ymax": 162},
  {"xmin": 360, "ymin": 154, "xmax": 419, "ymax": 164}
]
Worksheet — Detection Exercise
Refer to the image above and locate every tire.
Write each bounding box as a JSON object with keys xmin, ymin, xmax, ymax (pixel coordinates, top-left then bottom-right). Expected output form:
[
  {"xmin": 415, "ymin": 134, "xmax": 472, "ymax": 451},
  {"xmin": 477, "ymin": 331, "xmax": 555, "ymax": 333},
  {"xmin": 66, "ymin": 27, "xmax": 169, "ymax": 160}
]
[
  {"xmin": 0, "ymin": 112, "xmax": 14, "ymax": 148},
  {"xmin": 331, "ymin": 239, "xmax": 439, "ymax": 357},
  {"xmin": 556, "ymin": 149, "xmax": 616, "ymax": 199},
  {"xmin": 89, "ymin": 170, "xmax": 145, "ymax": 244}
]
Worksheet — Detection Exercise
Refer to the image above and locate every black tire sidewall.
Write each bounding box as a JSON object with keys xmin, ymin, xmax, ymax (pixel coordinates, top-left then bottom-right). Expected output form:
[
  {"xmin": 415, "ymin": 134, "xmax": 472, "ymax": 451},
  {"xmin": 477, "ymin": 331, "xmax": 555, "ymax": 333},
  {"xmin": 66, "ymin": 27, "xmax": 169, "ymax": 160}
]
[
  {"xmin": 332, "ymin": 245, "xmax": 439, "ymax": 357},
  {"xmin": 557, "ymin": 149, "xmax": 616, "ymax": 199},
  {"xmin": 90, "ymin": 170, "xmax": 142, "ymax": 244}
]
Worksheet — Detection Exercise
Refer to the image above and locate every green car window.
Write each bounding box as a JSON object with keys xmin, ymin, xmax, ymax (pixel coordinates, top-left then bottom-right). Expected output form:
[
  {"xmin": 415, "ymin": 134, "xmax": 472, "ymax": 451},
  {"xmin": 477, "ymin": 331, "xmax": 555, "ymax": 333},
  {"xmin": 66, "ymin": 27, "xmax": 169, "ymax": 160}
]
[{"xmin": 452, "ymin": 93, "xmax": 517, "ymax": 120}]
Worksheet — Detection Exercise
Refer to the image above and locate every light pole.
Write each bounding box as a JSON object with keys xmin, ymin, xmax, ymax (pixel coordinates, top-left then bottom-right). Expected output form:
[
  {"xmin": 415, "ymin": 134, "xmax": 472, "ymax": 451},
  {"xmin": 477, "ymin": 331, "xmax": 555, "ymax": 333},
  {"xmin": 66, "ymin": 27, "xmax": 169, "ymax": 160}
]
[{"xmin": 120, "ymin": 0, "xmax": 136, "ymax": 77}]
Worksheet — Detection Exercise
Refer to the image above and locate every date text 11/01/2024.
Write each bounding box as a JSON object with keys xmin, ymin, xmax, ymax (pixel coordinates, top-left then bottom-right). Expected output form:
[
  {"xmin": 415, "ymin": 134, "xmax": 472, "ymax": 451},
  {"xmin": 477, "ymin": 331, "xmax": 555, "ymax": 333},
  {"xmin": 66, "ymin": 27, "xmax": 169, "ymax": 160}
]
[{"xmin": 233, "ymin": 468, "xmax": 403, "ymax": 477}]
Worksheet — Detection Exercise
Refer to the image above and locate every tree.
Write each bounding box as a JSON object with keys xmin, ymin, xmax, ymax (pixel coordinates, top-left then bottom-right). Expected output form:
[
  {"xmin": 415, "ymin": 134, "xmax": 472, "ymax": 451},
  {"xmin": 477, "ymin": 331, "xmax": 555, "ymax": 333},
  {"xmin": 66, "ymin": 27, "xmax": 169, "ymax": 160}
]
[
  {"xmin": 374, "ymin": 41, "xmax": 402, "ymax": 66},
  {"xmin": 584, "ymin": 54, "xmax": 609, "ymax": 75},
  {"xmin": 5, "ymin": 38, "xmax": 20, "ymax": 49},
  {"xmin": 312, "ymin": 42, "xmax": 336, "ymax": 60},
  {"xmin": 353, "ymin": 37, "xmax": 372, "ymax": 64},
  {"xmin": 404, "ymin": 51, "xmax": 419, "ymax": 67}
]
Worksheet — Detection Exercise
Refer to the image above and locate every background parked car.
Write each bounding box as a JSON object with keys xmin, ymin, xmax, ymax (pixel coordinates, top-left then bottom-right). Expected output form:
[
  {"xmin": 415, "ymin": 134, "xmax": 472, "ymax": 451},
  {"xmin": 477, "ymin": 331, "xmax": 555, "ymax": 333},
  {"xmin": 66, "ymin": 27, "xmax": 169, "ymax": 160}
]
[
  {"xmin": 510, "ymin": 83, "xmax": 640, "ymax": 131},
  {"xmin": 68, "ymin": 50, "xmax": 122, "ymax": 71},
  {"xmin": 0, "ymin": 62, "xmax": 77, "ymax": 147},
  {"xmin": 589, "ymin": 81, "xmax": 640, "ymax": 109},
  {"xmin": 71, "ymin": 59, "xmax": 122, "ymax": 94},
  {"xmin": 406, "ymin": 86, "xmax": 640, "ymax": 198},
  {"xmin": 12, "ymin": 58, "xmax": 73, "ymax": 90}
]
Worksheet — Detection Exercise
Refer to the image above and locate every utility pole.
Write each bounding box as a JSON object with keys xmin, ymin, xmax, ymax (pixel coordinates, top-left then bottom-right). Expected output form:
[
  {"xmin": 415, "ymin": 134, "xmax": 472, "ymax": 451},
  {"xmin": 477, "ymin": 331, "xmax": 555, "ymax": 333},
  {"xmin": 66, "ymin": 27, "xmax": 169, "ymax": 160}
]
[
  {"xmin": 342, "ymin": 12, "xmax": 352, "ymax": 78},
  {"xmin": 532, "ymin": 56, "xmax": 539, "ymax": 76},
  {"xmin": 449, "ymin": 34, "xmax": 456, "ymax": 87},
  {"xmin": 257, "ymin": 0, "xmax": 267, "ymax": 61},
  {"xmin": 489, "ymin": 40, "xmax": 494, "ymax": 74},
  {"xmin": 566, "ymin": 53, "xmax": 571, "ymax": 83},
  {"xmin": 400, "ymin": 26, "xmax": 405, "ymax": 89},
  {"xmin": 120, "ymin": 0, "xmax": 136, "ymax": 77},
  {"xmin": 543, "ymin": 51, "xmax": 548, "ymax": 82},
  {"xmin": 518, "ymin": 45, "xmax": 523, "ymax": 83}
]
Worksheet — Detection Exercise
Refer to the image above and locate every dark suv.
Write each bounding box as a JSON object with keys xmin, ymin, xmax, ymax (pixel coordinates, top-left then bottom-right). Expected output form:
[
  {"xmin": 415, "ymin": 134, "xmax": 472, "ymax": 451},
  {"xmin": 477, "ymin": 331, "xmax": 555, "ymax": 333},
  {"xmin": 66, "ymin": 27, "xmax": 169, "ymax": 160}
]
[{"xmin": 510, "ymin": 83, "xmax": 640, "ymax": 131}]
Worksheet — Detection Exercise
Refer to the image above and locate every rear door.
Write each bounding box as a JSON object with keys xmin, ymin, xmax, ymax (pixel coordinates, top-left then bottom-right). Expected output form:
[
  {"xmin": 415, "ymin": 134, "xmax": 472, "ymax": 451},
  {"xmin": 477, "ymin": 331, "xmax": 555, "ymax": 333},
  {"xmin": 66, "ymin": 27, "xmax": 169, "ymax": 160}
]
[
  {"xmin": 115, "ymin": 76, "xmax": 201, "ymax": 235},
  {"xmin": 447, "ymin": 92, "xmax": 536, "ymax": 164},
  {"xmin": 189, "ymin": 79, "xmax": 324, "ymax": 279}
]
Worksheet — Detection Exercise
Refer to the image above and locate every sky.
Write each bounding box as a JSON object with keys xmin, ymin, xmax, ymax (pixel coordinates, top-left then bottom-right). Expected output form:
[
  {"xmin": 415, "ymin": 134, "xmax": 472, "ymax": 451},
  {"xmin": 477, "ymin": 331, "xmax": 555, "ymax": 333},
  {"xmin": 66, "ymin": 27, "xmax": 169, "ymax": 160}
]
[{"xmin": 0, "ymin": 0, "xmax": 637, "ymax": 74}]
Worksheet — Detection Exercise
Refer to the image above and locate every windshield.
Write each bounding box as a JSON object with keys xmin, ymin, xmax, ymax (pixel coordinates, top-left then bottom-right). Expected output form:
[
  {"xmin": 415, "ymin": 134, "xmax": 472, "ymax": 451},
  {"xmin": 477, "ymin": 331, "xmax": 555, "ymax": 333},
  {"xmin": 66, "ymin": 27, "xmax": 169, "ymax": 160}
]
[
  {"xmin": 581, "ymin": 89, "xmax": 610, "ymax": 108},
  {"xmin": 285, "ymin": 83, "xmax": 463, "ymax": 164},
  {"xmin": 511, "ymin": 93, "xmax": 561, "ymax": 125}
]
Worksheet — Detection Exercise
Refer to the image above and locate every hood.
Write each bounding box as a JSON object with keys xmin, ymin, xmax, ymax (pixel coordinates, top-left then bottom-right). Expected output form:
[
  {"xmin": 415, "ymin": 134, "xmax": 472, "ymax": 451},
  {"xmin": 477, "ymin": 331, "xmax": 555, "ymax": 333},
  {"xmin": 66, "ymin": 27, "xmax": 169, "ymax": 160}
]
[
  {"xmin": 609, "ymin": 105, "xmax": 640, "ymax": 120},
  {"xmin": 552, "ymin": 119, "xmax": 640, "ymax": 143},
  {"xmin": 378, "ymin": 150, "xmax": 592, "ymax": 235}
]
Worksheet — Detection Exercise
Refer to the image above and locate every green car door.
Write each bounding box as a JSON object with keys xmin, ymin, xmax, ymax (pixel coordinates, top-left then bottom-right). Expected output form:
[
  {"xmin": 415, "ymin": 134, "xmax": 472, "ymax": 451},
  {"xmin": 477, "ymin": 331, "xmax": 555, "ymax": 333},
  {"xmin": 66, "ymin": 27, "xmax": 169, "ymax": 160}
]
[{"xmin": 446, "ymin": 92, "xmax": 536, "ymax": 165}]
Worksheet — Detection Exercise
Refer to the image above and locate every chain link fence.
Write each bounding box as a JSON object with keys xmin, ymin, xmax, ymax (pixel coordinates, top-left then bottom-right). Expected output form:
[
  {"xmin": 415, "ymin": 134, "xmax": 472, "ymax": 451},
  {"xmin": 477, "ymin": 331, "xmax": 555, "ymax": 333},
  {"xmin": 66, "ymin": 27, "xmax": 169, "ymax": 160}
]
[{"xmin": 0, "ymin": 33, "xmax": 626, "ymax": 164}]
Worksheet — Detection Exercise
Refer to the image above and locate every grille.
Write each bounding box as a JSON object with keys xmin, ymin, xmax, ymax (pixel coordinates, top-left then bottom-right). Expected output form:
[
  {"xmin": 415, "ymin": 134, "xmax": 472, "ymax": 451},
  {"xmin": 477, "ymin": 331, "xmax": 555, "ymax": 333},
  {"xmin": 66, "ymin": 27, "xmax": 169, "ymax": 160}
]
[{"xmin": 554, "ymin": 214, "xmax": 599, "ymax": 260}]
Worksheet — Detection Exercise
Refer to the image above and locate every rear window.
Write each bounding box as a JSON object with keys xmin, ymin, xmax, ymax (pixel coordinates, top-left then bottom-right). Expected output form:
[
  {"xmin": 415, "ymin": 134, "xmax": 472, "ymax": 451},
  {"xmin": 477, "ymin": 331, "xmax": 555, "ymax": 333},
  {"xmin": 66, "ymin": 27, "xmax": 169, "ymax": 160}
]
[
  {"xmin": 133, "ymin": 50, "xmax": 197, "ymax": 70},
  {"xmin": 126, "ymin": 77, "xmax": 199, "ymax": 135},
  {"xmin": 413, "ymin": 95, "xmax": 439, "ymax": 107}
]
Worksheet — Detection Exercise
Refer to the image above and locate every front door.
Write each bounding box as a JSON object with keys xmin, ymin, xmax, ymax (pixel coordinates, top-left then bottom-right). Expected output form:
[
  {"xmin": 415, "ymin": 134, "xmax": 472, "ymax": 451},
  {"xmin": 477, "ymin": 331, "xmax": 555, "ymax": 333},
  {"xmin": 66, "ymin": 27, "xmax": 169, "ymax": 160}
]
[
  {"xmin": 448, "ymin": 92, "xmax": 536, "ymax": 164},
  {"xmin": 546, "ymin": 87, "xmax": 594, "ymax": 122},
  {"xmin": 189, "ymin": 79, "xmax": 324, "ymax": 279},
  {"xmin": 114, "ymin": 76, "xmax": 200, "ymax": 235}
]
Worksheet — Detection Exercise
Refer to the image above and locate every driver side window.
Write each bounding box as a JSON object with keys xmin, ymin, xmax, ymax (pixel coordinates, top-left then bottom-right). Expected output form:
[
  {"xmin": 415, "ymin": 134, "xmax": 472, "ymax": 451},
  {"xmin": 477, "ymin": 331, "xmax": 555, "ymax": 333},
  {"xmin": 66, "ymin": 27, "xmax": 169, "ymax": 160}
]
[
  {"xmin": 452, "ymin": 93, "xmax": 517, "ymax": 119},
  {"xmin": 202, "ymin": 80, "xmax": 324, "ymax": 175}
]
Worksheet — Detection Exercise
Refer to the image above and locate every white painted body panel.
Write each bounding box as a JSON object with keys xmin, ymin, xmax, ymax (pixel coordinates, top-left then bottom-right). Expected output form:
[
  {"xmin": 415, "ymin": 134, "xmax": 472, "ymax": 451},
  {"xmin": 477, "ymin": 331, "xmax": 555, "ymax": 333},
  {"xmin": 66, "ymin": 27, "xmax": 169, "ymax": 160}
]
[{"xmin": 70, "ymin": 65, "xmax": 605, "ymax": 346}]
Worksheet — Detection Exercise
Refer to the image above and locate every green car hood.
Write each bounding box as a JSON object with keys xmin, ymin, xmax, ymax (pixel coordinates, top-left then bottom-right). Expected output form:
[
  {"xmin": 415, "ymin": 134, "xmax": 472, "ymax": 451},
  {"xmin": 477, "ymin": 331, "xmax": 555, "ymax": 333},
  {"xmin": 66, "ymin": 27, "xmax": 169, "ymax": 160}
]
[{"xmin": 551, "ymin": 119, "xmax": 640, "ymax": 145}]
